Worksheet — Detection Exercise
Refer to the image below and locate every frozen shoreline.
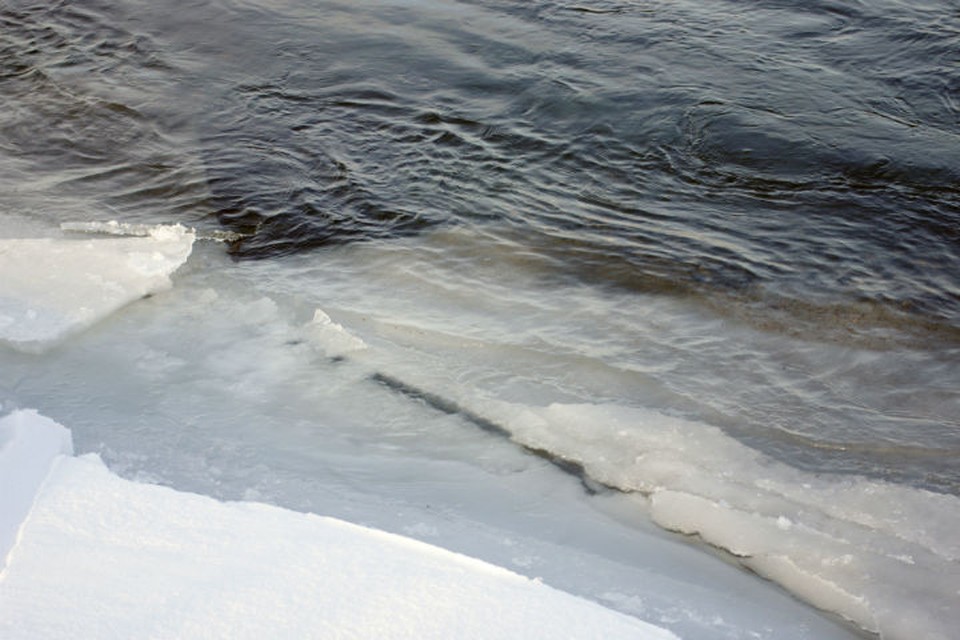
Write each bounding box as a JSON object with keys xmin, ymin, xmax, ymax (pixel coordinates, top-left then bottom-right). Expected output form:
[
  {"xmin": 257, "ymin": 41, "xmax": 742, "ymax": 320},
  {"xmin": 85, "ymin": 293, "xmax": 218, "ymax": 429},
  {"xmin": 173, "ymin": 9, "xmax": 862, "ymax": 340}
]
[
  {"xmin": 0, "ymin": 409, "xmax": 674, "ymax": 639},
  {"xmin": 4, "ymin": 222, "xmax": 954, "ymax": 639}
]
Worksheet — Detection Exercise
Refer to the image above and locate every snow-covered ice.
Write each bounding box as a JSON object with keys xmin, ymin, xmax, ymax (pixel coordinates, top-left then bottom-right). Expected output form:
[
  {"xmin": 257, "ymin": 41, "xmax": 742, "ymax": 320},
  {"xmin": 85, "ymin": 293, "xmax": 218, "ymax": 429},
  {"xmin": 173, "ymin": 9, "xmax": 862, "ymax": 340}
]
[{"xmin": 0, "ymin": 410, "xmax": 674, "ymax": 640}]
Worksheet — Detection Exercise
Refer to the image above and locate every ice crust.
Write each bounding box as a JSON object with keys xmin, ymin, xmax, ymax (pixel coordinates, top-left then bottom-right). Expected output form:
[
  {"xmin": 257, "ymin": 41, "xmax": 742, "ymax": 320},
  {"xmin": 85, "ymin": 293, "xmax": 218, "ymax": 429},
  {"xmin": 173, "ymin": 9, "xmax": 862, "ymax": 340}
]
[
  {"xmin": 0, "ymin": 410, "xmax": 675, "ymax": 640},
  {"xmin": 0, "ymin": 223, "xmax": 194, "ymax": 351}
]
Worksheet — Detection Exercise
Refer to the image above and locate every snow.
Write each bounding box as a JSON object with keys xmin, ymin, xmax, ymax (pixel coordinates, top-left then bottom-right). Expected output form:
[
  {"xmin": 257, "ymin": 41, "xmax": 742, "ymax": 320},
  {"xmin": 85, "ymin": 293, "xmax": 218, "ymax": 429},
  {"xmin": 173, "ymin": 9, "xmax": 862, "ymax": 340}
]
[
  {"xmin": 0, "ymin": 410, "xmax": 675, "ymax": 640},
  {"xmin": 0, "ymin": 223, "xmax": 194, "ymax": 351},
  {"xmin": 0, "ymin": 410, "xmax": 73, "ymax": 570}
]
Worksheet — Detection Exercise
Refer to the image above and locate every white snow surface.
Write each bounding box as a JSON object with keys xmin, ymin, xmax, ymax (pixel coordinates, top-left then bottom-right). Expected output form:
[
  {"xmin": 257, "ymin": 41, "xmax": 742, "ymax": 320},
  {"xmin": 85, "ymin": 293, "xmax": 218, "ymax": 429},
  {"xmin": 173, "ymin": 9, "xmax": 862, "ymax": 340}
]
[
  {"xmin": 0, "ymin": 223, "xmax": 194, "ymax": 351},
  {"xmin": 0, "ymin": 410, "xmax": 674, "ymax": 640}
]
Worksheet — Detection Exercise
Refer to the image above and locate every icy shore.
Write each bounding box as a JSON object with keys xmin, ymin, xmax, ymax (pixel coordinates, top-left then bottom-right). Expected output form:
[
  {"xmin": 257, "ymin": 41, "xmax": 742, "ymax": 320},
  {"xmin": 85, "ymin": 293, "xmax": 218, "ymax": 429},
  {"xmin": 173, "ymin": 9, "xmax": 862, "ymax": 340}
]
[
  {"xmin": 6, "ymin": 221, "xmax": 950, "ymax": 639},
  {"xmin": 0, "ymin": 409, "xmax": 674, "ymax": 639}
]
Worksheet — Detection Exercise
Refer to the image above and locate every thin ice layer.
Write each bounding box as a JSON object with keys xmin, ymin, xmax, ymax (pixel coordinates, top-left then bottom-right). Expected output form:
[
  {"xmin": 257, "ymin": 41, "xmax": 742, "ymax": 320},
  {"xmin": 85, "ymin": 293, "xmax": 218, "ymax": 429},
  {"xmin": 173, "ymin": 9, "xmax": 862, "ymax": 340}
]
[
  {"xmin": 0, "ymin": 223, "xmax": 194, "ymax": 351},
  {"xmin": 475, "ymin": 401, "xmax": 960, "ymax": 640},
  {"xmin": 0, "ymin": 412, "xmax": 674, "ymax": 640}
]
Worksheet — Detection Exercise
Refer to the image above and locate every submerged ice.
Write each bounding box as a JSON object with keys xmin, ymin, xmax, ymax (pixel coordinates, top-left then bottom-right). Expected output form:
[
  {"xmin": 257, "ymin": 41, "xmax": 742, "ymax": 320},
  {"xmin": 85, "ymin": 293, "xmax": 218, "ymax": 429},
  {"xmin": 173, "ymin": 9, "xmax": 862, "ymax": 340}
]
[
  {"xmin": 477, "ymin": 402, "xmax": 960, "ymax": 638},
  {"xmin": 305, "ymin": 286, "xmax": 960, "ymax": 638}
]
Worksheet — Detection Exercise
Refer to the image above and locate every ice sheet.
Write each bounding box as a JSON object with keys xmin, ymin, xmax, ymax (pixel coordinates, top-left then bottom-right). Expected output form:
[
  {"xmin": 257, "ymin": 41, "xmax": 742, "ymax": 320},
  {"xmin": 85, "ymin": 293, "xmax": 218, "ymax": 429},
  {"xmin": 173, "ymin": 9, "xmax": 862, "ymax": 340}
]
[
  {"xmin": 0, "ymin": 223, "xmax": 194, "ymax": 351},
  {"xmin": 0, "ymin": 411, "xmax": 675, "ymax": 640},
  {"xmin": 0, "ymin": 235, "xmax": 910, "ymax": 640},
  {"xmin": 291, "ymin": 304, "xmax": 960, "ymax": 639}
]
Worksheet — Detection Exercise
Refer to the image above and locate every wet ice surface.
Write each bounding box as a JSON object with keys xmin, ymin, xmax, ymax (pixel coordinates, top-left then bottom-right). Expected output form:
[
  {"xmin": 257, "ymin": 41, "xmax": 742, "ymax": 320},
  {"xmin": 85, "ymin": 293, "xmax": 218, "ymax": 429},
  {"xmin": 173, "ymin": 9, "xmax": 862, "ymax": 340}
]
[{"xmin": 0, "ymin": 230, "xmax": 870, "ymax": 640}]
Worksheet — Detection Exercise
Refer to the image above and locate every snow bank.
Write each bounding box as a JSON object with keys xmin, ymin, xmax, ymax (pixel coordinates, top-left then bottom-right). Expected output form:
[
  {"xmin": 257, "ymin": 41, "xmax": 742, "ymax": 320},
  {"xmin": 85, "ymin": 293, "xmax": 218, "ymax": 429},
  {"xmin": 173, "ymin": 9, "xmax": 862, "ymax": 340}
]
[
  {"xmin": 0, "ymin": 410, "xmax": 676, "ymax": 640},
  {"xmin": 0, "ymin": 223, "xmax": 194, "ymax": 351},
  {"xmin": 476, "ymin": 401, "xmax": 960, "ymax": 640}
]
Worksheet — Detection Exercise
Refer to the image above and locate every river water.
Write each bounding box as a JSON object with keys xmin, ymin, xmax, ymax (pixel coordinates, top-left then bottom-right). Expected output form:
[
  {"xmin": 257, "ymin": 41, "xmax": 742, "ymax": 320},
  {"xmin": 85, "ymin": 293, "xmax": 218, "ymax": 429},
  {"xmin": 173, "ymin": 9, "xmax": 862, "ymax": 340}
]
[{"xmin": 2, "ymin": 1, "xmax": 959, "ymax": 638}]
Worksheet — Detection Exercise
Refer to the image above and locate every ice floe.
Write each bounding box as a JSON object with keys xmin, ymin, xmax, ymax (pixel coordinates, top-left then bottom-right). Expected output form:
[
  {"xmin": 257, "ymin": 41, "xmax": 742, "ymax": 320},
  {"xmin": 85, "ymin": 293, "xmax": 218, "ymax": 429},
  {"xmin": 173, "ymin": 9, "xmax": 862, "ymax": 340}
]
[{"xmin": 0, "ymin": 223, "xmax": 194, "ymax": 351}]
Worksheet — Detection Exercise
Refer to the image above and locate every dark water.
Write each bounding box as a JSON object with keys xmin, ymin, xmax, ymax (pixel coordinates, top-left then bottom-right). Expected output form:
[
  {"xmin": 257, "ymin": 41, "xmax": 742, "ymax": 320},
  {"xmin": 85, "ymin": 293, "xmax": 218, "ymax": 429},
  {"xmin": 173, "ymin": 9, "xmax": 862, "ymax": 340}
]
[{"xmin": 3, "ymin": 0, "xmax": 959, "ymax": 342}]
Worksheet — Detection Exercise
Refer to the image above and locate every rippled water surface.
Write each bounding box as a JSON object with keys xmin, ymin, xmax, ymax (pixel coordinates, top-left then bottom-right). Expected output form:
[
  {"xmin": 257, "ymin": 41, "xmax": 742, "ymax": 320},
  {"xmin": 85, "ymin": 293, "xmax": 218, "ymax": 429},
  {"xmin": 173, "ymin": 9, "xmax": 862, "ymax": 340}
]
[{"xmin": 2, "ymin": 0, "xmax": 959, "ymax": 486}]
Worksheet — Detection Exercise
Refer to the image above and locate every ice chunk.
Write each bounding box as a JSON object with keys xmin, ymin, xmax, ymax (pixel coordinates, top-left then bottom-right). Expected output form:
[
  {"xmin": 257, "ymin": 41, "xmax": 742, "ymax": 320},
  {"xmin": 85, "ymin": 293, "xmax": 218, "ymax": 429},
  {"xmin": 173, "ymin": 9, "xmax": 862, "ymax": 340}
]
[
  {"xmin": 0, "ymin": 411, "xmax": 675, "ymax": 640},
  {"xmin": 305, "ymin": 308, "xmax": 368, "ymax": 358},
  {"xmin": 0, "ymin": 223, "xmax": 194, "ymax": 351},
  {"xmin": 475, "ymin": 400, "xmax": 960, "ymax": 640},
  {"xmin": 0, "ymin": 410, "xmax": 73, "ymax": 570}
]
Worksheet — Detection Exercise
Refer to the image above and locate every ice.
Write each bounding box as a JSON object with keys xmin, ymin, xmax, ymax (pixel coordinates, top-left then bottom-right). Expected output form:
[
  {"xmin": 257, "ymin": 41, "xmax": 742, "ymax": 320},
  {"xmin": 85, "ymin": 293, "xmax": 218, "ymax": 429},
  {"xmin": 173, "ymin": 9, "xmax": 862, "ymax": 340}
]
[
  {"xmin": 0, "ymin": 223, "xmax": 194, "ymax": 351},
  {"xmin": 468, "ymin": 401, "xmax": 960, "ymax": 640},
  {"xmin": 292, "ymin": 297, "xmax": 960, "ymax": 639},
  {"xmin": 0, "ymin": 410, "xmax": 676, "ymax": 640},
  {"xmin": 0, "ymin": 410, "xmax": 73, "ymax": 569},
  {"xmin": 306, "ymin": 308, "xmax": 369, "ymax": 358},
  {"xmin": 60, "ymin": 220, "xmax": 173, "ymax": 238},
  {"xmin": 0, "ymin": 237, "xmax": 894, "ymax": 640}
]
